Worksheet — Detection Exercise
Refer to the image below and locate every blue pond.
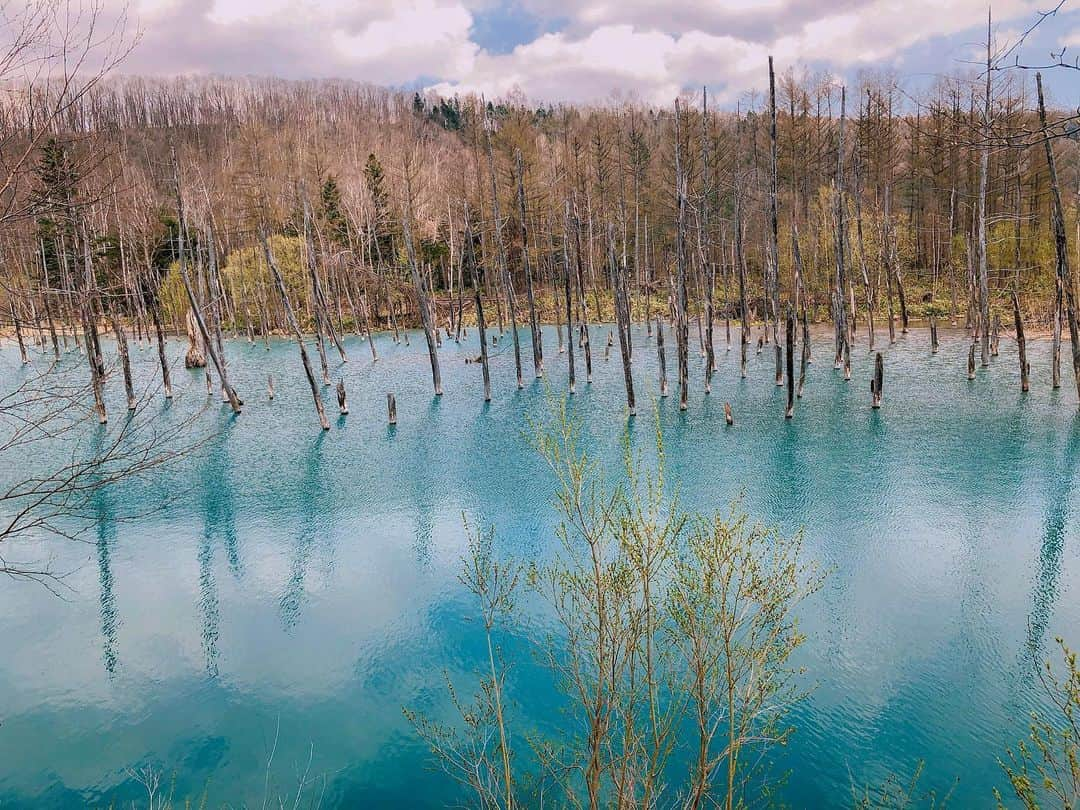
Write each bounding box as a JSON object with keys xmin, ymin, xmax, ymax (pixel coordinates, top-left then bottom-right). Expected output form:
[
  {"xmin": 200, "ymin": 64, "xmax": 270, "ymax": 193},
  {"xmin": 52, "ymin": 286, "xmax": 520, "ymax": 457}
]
[{"xmin": 0, "ymin": 323, "xmax": 1078, "ymax": 807}]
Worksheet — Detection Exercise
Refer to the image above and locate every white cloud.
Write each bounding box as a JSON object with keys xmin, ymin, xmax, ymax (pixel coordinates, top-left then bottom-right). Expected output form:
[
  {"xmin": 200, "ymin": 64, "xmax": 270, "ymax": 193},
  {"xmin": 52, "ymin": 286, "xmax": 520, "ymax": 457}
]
[
  {"xmin": 332, "ymin": 1, "xmax": 477, "ymax": 84},
  {"xmin": 107, "ymin": 0, "xmax": 1071, "ymax": 104},
  {"xmin": 430, "ymin": 0, "xmax": 1051, "ymax": 104}
]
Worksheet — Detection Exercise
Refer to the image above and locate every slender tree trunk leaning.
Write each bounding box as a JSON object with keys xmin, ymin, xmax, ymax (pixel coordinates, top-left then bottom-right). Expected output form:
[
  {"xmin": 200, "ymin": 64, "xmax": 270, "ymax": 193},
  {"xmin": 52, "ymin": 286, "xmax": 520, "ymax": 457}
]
[
  {"xmin": 304, "ymin": 205, "xmax": 332, "ymax": 386},
  {"xmin": 111, "ymin": 312, "xmax": 136, "ymax": 411},
  {"xmin": 171, "ymin": 152, "xmax": 241, "ymax": 414},
  {"xmin": 1013, "ymin": 290, "xmax": 1029, "ymax": 393},
  {"xmin": 206, "ymin": 226, "xmax": 237, "ymax": 402},
  {"xmin": 150, "ymin": 300, "xmax": 173, "ymax": 398},
  {"xmin": 261, "ymin": 228, "xmax": 327, "ymax": 430},
  {"xmin": 306, "ymin": 200, "xmax": 347, "ymax": 364},
  {"xmin": 402, "ymin": 200, "xmax": 443, "ymax": 397},
  {"xmin": 1037, "ymin": 71, "xmax": 1080, "ymax": 405}
]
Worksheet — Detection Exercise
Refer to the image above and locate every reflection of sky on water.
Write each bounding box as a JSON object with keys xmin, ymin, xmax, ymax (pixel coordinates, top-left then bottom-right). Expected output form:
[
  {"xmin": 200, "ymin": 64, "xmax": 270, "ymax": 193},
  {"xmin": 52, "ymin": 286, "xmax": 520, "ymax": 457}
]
[{"xmin": 0, "ymin": 324, "xmax": 1077, "ymax": 807}]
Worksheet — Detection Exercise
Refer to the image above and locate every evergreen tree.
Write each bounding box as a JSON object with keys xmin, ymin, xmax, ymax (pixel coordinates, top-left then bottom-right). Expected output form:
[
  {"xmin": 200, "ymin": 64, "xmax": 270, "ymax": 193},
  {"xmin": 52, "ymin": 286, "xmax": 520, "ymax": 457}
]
[
  {"xmin": 319, "ymin": 174, "xmax": 349, "ymax": 246},
  {"xmin": 364, "ymin": 152, "xmax": 394, "ymax": 261}
]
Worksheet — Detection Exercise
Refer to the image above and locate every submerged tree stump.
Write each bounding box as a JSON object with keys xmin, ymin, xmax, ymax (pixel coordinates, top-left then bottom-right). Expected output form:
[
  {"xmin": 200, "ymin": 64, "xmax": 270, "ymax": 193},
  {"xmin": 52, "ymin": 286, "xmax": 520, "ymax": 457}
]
[
  {"xmin": 724, "ymin": 402, "xmax": 734, "ymax": 426},
  {"xmin": 337, "ymin": 379, "xmax": 348, "ymax": 414},
  {"xmin": 387, "ymin": 392, "xmax": 397, "ymax": 425},
  {"xmin": 268, "ymin": 374, "xmax": 275, "ymax": 400},
  {"xmin": 871, "ymin": 352, "xmax": 883, "ymax": 408},
  {"xmin": 184, "ymin": 308, "xmax": 206, "ymax": 369},
  {"xmin": 967, "ymin": 343, "xmax": 976, "ymax": 380}
]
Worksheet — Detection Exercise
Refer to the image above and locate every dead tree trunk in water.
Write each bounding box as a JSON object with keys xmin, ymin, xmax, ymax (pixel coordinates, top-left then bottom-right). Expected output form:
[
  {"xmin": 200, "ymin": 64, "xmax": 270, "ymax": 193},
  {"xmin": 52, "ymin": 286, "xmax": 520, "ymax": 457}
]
[
  {"xmin": 38, "ymin": 241, "xmax": 59, "ymax": 360},
  {"xmin": 308, "ymin": 201, "xmax": 347, "ymax": 364},
  {"xmin": 516, "ymin": 149, "xmax": 543, "ymax": 378},
  {"xmin": 571, "ymin": 204, "xmax": 593, "ymax": 384},
  {"xmin": 834, "ymin": 87, "xmax": 852, "ymax": 380},
  {"xmin": 610, "ymin": 226, "xmax": 635, "ymax": 416},
  {"xmin": 656, "ymin": 314, "xmax": 668, "ymax": 397},
  {"xmin": 465, "ymin": 213, "xmax": 491, "ymax": 402},
  {"xmin": 769, "ymin": 58, "xmax": 783, "ymax": 388},
  {"xmin": 206, "ymin": 227, "xmax": 237, "ymax": 403},
  {"xmin": 673, "ymin": 99, "xmax": 690, "ymax": 409},
  {"xmin": 785, "ymin": 312, "xmax": 794, "ymax": 418},
  {"xmin": 149, "ymin": 295, "xmax": 172, "ymax": 398},
  {"xmin": 562, "ymin": 202, "xmax": 576, "ymax": 394},
  {"xmin": 882, "ymin": 188, "xmax": 897, "ymax": 344},
  {"xmin": 1013, "ymin": 290, "xmax": 1029, "ymax": 393},
  {"xmin": 701, "ymin": 86, "xmax": 716, "ymax": 393},
  {"xmin": 853, "ymin": 149, "xmax": 876, "ymax": 353},
  {"xmin": 261, "ymin": 229, "xmax": 328, "ymax": 430},
  {"xmin": 1037, "ymin": 71, "xmax": 1080, "ymax": 405},
  {"xmin": 171, "ymin": 151, "xmax": 241, "ymax": 414},
  {"xmin": 303, "ymin": 201, "xmax": 332, "ymax": 386},
  {"xmin": 111, "ymin": 313, "xmax": 136, "ymax": 411},
  {"xmin": 1052, "ymin": 276, "xmax": 1062, "ymax": 389},
  {"xmin": 402, "ymin": 206, "xmax": 443, "ymax": 397},
  {"xmin": 486, "ymin": 115, "xmax": 523, "ymax": 388},
  {"xmin": 976, "ymin": 14, "xmax": 992, "ymax": 368},
  {"xmin": 736, "ymin": 202, "xmax": 749, "ymax": 378},
  {"xmin": 871, "ymin": 352, "xmax": 884, "ymax": 408},
  {"xmin": 9, "ymin": 299, "xmax": 28, "ymax": 364},
  {"xmin": 798, "ymin": 307, "xmax": 809, "ymax": 398}
]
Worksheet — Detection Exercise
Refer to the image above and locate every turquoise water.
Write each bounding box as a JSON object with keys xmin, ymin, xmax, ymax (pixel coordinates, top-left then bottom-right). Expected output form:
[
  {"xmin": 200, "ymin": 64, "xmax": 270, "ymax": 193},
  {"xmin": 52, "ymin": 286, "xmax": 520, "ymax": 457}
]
[{"xmin": 1, "ymin": 324, "xmax": 1078, "ymax": 807}]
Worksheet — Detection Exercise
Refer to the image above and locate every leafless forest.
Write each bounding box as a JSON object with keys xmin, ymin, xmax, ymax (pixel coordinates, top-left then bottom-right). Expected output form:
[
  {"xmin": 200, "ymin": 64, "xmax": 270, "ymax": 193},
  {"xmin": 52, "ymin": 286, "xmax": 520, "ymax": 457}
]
[{"xmin": 3, "ymin": 1, "xmax": 1080, "ymax": 426}]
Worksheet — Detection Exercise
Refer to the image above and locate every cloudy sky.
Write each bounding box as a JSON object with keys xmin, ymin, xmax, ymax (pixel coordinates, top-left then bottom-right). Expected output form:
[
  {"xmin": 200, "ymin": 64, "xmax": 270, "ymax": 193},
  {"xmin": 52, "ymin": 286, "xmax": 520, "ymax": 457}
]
[{"xmin": 121, "ymin": 0, "xmax": 1080, "ymax": 105}]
